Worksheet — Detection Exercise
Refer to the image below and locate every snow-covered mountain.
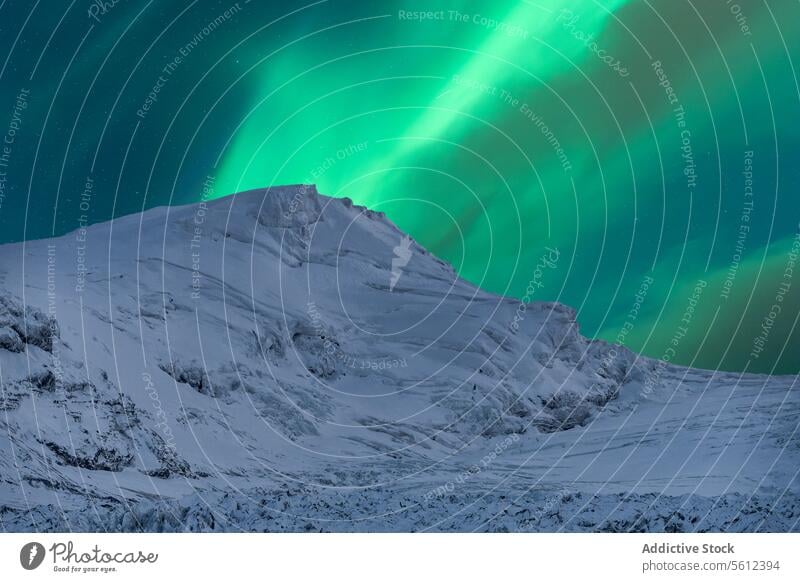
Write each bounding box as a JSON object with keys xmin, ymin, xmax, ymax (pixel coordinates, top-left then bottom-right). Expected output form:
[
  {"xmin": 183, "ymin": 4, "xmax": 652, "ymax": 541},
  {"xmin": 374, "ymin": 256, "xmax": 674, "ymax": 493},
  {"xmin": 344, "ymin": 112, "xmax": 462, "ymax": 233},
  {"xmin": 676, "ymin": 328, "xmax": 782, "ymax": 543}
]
[{"xmin": 0, "ymin": 185, "xmax": 797, "ymax": 532}]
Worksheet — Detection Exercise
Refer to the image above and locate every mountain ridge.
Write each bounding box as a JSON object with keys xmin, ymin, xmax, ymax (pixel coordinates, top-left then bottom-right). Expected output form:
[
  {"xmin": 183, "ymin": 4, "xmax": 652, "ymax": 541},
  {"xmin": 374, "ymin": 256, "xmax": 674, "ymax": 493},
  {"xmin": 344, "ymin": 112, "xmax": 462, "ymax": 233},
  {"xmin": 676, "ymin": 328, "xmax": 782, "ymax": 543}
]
[{"xmin": 0, "ymin": 184, "xmax": 797, "ymax": 532}]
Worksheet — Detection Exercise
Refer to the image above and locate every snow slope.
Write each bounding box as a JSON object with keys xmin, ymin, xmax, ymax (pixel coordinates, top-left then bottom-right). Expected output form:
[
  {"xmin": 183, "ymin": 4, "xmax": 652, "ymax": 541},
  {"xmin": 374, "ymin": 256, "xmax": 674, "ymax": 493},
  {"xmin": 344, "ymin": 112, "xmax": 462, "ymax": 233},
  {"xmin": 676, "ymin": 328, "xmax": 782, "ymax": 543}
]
[{"xmin": 0, "ymin": 185, "xmax": 797, "ymax": 532}]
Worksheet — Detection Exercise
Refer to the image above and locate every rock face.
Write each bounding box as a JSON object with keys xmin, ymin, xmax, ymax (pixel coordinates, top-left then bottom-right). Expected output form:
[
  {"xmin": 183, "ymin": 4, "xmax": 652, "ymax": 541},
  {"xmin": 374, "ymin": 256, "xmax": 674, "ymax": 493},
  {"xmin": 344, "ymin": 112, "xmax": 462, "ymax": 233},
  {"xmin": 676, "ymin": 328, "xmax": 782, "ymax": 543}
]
[{"xmin": 0, "ymin": 185, "xmax": 797, "ymax": 532}]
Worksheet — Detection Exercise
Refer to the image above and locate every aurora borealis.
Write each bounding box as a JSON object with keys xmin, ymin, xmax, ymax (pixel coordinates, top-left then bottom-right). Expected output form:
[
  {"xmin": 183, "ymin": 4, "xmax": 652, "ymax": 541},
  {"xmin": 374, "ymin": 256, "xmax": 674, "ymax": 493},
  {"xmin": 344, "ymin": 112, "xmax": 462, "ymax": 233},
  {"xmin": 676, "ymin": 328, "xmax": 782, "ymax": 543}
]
[{"xmin": 1, "ymin": 0, "xmax": 799, "ymax": 373}]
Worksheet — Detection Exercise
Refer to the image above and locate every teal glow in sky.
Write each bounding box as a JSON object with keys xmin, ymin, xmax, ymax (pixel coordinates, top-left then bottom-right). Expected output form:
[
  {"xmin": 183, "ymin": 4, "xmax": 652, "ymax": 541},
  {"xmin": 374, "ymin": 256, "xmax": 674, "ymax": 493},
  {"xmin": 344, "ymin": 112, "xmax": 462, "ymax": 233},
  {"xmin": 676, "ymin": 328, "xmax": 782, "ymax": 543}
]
[{"xmin": 1, "ymin": 0, "xmax": 799, "ymax": 373}]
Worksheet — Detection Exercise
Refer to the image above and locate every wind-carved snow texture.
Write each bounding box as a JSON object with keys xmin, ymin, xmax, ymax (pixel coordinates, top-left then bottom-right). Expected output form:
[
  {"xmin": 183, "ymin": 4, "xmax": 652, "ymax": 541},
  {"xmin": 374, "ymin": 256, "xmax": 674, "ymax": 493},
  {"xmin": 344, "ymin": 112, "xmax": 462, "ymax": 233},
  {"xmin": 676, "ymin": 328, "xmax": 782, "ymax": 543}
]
[{"xmin": 0, "ymin": 185, "xmax": 797, "ymax": 532}]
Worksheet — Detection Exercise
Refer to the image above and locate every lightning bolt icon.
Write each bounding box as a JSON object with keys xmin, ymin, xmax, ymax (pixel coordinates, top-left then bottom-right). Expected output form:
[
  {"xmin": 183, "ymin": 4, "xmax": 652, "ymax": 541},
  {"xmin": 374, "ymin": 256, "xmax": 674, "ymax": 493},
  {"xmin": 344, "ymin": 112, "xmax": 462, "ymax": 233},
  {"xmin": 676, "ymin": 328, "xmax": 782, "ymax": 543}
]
[{"xmin": 28, "ymin": 545, "xmax": 38, "ymax": 566}]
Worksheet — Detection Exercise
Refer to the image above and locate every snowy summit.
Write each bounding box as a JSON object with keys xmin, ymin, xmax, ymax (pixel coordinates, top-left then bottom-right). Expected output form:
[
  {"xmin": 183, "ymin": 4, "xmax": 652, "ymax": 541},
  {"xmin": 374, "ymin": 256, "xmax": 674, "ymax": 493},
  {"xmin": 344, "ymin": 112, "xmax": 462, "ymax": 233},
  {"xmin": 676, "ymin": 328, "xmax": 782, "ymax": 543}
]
[{"xmin": 0, "ymin": 185, "xmax": 797, "ymax": 532}]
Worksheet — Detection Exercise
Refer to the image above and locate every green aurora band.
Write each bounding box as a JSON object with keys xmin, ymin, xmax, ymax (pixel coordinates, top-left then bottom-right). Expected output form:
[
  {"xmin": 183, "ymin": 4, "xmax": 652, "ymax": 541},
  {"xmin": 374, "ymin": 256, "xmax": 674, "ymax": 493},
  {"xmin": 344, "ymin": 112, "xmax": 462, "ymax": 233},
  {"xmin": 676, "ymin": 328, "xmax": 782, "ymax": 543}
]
[{"xmin": 1, "ymin": 0, "xmax": 799, "ymax": 373}]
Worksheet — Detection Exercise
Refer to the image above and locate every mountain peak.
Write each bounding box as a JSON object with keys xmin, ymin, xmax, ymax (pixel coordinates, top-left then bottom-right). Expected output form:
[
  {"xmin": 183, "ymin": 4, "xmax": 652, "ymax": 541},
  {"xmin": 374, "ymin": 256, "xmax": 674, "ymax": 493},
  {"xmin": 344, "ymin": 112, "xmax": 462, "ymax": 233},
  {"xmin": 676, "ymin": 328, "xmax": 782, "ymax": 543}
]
[{"xmin": 0, "ymin": 185, "xmax": 796, "ymax": 532}]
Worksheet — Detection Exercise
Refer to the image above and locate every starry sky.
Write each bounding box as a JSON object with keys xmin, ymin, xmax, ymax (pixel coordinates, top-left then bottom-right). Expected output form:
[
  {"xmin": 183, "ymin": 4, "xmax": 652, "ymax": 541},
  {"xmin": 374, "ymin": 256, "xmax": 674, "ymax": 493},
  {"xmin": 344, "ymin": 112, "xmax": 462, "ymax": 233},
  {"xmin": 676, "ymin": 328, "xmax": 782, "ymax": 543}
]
[{"xmin": 1, "ymin": 0, "xmax": 799, "ymax": 374}]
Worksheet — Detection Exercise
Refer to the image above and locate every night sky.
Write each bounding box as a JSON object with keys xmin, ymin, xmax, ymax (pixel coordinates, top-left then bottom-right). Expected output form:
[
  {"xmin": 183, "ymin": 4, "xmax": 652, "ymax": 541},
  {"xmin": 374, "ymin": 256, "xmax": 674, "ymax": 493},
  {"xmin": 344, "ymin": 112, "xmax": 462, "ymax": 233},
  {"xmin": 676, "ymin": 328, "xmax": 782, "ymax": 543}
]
[{"xmin": 1, "ymin": 0, "xmax": 799, "ymax": 374}]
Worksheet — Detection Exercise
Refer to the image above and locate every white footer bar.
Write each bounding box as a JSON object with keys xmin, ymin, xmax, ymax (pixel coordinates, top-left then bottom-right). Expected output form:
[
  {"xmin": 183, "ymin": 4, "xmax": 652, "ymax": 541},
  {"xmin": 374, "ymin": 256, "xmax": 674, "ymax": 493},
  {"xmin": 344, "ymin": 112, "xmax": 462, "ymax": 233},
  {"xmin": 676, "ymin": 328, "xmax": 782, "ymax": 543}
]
[{"xmin": 1, "ymin": 533, "xmax": 797, "ymax": 581}]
